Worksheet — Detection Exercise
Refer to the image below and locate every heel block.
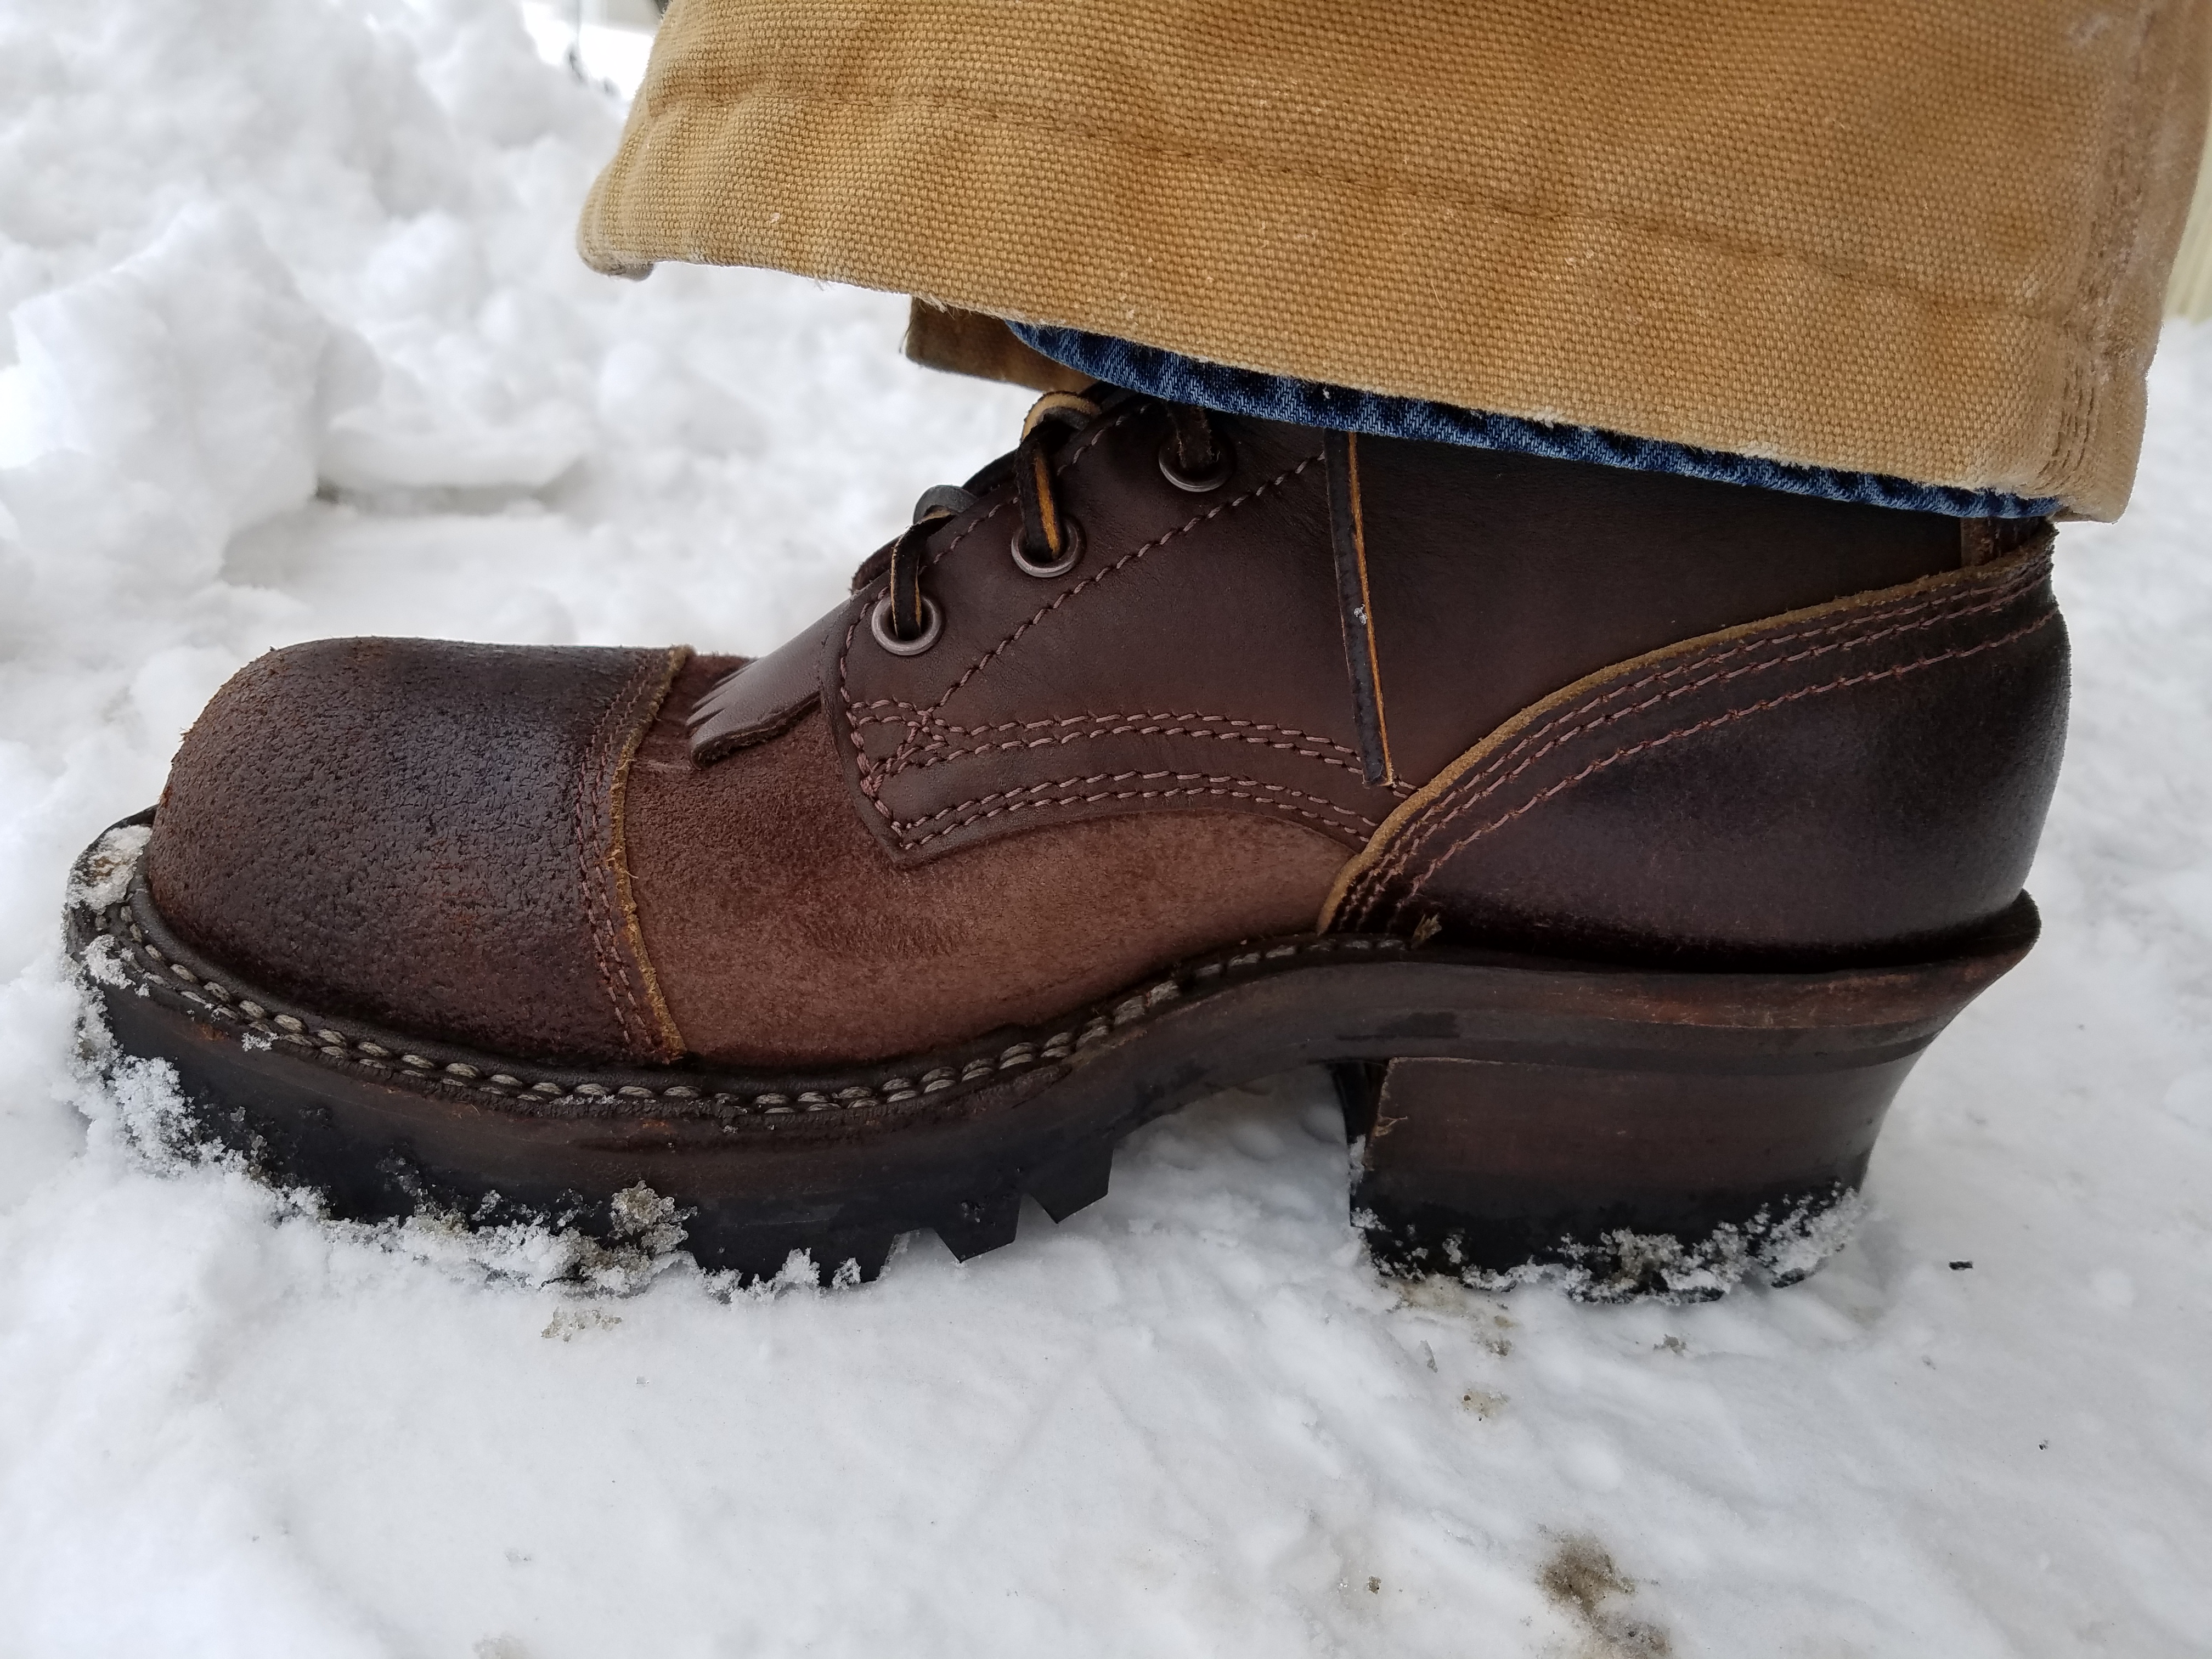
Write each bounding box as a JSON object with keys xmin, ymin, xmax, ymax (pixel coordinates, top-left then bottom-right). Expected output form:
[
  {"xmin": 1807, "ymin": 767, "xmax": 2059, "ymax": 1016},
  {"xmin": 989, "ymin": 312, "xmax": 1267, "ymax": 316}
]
[
  {"xmin": 1335, "ymin": 905, "xmax": 2037, "ymax": 1301},
  {"xmin": 1346, "ymin": 1054, "xmax": 1891, "ymax": 1301}
]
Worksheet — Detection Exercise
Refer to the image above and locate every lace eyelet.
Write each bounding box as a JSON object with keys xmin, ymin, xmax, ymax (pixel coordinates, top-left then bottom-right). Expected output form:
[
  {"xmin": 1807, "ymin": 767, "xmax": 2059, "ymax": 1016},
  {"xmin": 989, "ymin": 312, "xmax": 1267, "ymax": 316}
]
[
  {"xmin": 870, "ymin": 594, "xmax": 943, "ymax": 656},
  {"xmin": 1158, "ymin": 440, "xmax": 1231, "ymax": 493},
  {"xmin": 1009, "ymin": 517, "xmax": 1082, "ymax": 579}
]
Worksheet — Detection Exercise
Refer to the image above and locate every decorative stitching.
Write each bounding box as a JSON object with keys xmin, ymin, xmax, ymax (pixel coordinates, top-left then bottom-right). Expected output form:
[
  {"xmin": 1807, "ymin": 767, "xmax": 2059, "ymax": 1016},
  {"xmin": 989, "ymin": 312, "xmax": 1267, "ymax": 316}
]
[
  {"xmin": 1356, "ymin": 559, "xmax": 2050, "ymax": 892},
  {"xmin": 1376, "ymin": 608, "xmax": 2058, "ymax": 930},
  {"xmin": 868, "ymin": 709, "xmax": 1362, "ymax": 755},
  {"xmin": 847, "ymin": 697, "xmax": 936, "ymax": 718},
  {"xmin": 1347, "ymin": 570, "xmax": 2042, "ymax": 915},
  {"xmin": 840, "ymin": 448, "xmax": 1327, "ymax": 797},
  {"xmin": 605, "ymin": 646, "xmax": 690, "ymax": 1058},
  {"xmin": 906, "ymin": 412, "xmax": 1132, "ymax": 579},
  {"xmin": 917, "ymin": 496, "xmax": 1010, "ymax": 576},
  {"xmin": 915, "ymin": 451, "xmax": 1324, "ymax": 723},
  {"xmin": 1341, "ymin": 558, "xmax": 2051, "ymax": 916},
  {"xmin": 87, "ymin": 883, "xmax": 1404, "ymax": 1120},
  {"xmin": 617, "ymin": 93, "xmax": 2092, "ymax": 339},
  {"xmin": 893, "ymin": 769, "xmax": 1380, "ymax": 849},
  {"xmin": 904, "ymin": 718, "xmax": 1372, "ymax": 773},
  {"xmin": 573, "ymin": 656, "xmax": 670, "ymax": 1056},
  {"xmin": 836, "ymin": 405, "xmax": 1141, "ymax": 783},
  {"xmin": 895, "ymin": 769, "xmax": 1375, "ymax": 827}
]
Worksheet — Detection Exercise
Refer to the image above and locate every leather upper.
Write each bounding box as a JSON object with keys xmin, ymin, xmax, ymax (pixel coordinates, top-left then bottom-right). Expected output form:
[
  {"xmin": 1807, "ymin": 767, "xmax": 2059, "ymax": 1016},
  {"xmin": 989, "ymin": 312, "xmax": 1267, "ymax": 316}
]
[
  {"xmin": 702, "ymin": 400, "xmax": 1965, "ymax": 868},
  {"xmin": 828, "ymin": 403, "xmax": 1386, "ymax": 857},
  {"xmin": 148, "ymin": 639, "xmax": 687, "ymax": 1065},
  {"xmin": 627, "ymin": 654, "xmax": 1347, "ymax": 1066},
  {"xmin": 1327, "ymin": 544, "xmax": 2067, "ymax": 964},
  {"xmin": 141, "ymin": 396, "xmax": 2052, "ymax": 1070}
]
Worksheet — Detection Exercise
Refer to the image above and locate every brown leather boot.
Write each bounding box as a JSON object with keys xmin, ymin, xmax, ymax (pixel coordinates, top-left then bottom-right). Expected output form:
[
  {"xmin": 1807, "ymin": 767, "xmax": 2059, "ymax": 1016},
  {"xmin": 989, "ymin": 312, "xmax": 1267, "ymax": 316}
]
[{"xmin": 67, "ymin": 389, "xmax": 2066, "ymax": 1296}]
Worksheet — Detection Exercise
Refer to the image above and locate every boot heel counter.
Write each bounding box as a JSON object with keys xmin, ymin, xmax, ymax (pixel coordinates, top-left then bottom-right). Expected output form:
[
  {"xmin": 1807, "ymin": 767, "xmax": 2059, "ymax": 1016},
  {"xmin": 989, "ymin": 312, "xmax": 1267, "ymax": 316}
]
[{"xmin": 1325, "ymin": 546, "xmax": 2067, "ymax": 964}]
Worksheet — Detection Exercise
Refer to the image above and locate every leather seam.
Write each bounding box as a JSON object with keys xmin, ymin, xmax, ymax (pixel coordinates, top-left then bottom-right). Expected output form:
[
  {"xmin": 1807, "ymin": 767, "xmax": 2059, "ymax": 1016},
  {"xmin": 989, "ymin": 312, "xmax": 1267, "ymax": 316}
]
[
  {"xmin": 897, "ymin": 770, "xmax": 1374, "ymax": 828},
  {"xmin": 100, "ymin": 872, "xmax": 1419, "ymax": 1119},
  {"xmin": 606, "ymin": 646, "xmax": 691, "ymax": 1059},
  {"xmin": 911, "ymin": 411, "xmax": 1134, "ymax": 578},
  {"xmin": 855, "ymin": 713, "xmax": 1398, "ymax": 797},
  {"xmin": 854, "ymin": 449, "xmax": 1326, "ymax": 788},
  {"xmin": 1342, "ymin": 561, "xmax": 2050, "ymax": 916},
  {"xmin": 1379, "ymin": 607, "xmax": 2059, "ymax": 929},
  {"xmin": 862, "ymin": 710, "xmax": 1365, "ymax": 757},
  {"xmin": 899, "ymin": 722, "xmax": 1380, "ymax": 775},
  {"xmin": 1351, "ymin": 572, "xmax": 2041, "ymax": 913},
  {"xmin": 836, "ymin": 407, "xmax": 1150, "ymax": 804},
  {"xmin": 611, "ymin": 92, "xmax": 2094, "ymax": 340},
  {"xmin": 891, "ymin": 770, "xmax": 1379, "ymax": 849},
  {"xmin": 574, "ymin": 653, "xmax": 686, "ymax": 1058}
]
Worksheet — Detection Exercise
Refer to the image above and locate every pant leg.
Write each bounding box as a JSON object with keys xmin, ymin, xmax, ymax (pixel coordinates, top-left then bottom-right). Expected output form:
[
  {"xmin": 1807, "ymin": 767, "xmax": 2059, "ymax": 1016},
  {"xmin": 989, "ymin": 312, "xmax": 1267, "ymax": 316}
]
[{"xmin": 579, "ymin": 0, "xmax": 2209, "ymax": 520}]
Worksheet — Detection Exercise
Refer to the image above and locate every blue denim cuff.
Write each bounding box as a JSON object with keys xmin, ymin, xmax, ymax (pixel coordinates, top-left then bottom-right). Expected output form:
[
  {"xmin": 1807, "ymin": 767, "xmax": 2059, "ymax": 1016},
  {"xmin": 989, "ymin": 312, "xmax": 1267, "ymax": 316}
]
[{"xmin": 1009, "ymin": 323, "xmax": 2057, "ymax": 520}]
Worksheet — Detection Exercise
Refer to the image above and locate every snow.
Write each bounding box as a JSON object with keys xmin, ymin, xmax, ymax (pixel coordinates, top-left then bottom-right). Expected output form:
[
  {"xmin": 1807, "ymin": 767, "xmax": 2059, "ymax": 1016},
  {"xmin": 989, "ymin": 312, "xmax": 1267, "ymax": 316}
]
[{"xmin": 1, "ymin": 1, "xmax": 2208, "ymax": 1653}]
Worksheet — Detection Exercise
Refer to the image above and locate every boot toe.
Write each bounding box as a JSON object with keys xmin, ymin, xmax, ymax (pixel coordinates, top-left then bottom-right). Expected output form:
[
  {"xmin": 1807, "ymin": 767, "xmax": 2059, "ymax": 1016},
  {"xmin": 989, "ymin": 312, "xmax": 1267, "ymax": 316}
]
[{"xmin": 146, "ymin": 637, "xmax": 687, "ymax": 1064}]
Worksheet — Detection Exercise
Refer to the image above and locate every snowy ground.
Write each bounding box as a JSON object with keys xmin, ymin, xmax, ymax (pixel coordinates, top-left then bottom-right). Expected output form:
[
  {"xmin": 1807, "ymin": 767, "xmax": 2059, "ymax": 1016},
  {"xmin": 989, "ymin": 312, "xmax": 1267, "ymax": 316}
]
[{"xmin": 2, "ymin": 3, "xmax": 2209, "ymax": 1654}]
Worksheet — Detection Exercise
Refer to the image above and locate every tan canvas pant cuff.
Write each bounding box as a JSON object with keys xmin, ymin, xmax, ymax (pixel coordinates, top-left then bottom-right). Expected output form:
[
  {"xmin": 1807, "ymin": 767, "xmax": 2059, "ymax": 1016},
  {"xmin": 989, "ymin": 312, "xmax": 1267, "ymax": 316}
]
[{"xmin": 579, "ymin": 1, "xmax": 2209, "ymax": 519}]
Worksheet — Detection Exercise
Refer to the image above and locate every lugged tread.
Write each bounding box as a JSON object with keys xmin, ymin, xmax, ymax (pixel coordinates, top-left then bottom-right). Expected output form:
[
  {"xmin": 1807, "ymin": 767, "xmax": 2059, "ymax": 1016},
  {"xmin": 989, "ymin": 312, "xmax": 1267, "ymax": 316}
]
[
  {"xmin": 932, "ymin": 1189, "xmax": 1022, "ymax": 1261},
  {"xmin": 1025, "ymin": 1145, "xmax": 1114, "ymax": 1223}
]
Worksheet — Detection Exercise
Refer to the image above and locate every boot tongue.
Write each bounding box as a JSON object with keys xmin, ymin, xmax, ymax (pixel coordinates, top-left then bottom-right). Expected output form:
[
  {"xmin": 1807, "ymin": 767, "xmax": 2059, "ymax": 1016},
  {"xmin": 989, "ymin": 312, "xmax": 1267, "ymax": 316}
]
[{"xmin": 686, "ymin": 610, "xmax": 832, "ymax": 764}]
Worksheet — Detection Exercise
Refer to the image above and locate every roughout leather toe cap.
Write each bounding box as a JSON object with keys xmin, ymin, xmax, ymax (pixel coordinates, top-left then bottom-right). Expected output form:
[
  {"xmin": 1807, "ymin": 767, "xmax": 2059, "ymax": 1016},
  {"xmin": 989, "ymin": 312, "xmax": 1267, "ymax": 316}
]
[{"xmin": 146, "ymin": 636, "xmax": 687, "ymax": 1065}]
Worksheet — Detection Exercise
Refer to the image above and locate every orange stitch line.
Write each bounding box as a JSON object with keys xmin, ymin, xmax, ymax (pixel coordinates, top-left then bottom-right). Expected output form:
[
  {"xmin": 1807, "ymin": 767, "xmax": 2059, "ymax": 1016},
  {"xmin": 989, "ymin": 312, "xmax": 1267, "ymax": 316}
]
[
  {"xmin": 573, "ymin": 659, "xmax": 663, "ymax": 1052},
  {"xmin": 917, "ymin": 497, "xmax": 1011, "ymax": 575},
  {"xmin": 1343, "ymin": 562, "xmax": 2050, "ymax": 912},
  {"xmin": 833, "ymin": 607, "xmax": 899, "ymax": 815},
  {"xmin": 917, "ymin": 452, "xmax": 1323, "ymax": 714},
  {"xmin": 896, "ymin": 785, "xmax": 1377, "ymax": 850},
  {"xmin": 881, "ymin": 710, "xmax": 1365, "ymax": 771},
  {"xmin": 1378, "ymin": 610, "xmax": 2057, "ymax": 929},
  {"xmin": 836, "ymin": 426, "xmax": 1051, "ymax": 752},
  {"xmin": 849, "ymin": 412, "xmax": 1294, "ymax": 780},
  {"xmin": 876, "ymin": 450, "xmax": 1325, "ymax": 780},
  {"xmin": 919, "ymin": 710, "xmax": 1365, "ymax": 754},
  {"xmin": 894, "ymin": 768, "xmax": 1373, "ymax": 831},
  {"xmin": 1375, "ymin": 560, "xmax": 2048, "ymax": 856},
  {"xmin": 1344, "ymin": 432, "xmax": 1396, "ymax": 784},
  {"xmin": 902, "ymin": 723, "xmax": 1379, "ymax": 776},
  {"xmin": 1345, "ymin": 574, "xmax": 2045, "ymax": 913},
  {"xmin": 844, "ymin": 439, "xmax": 1326, "ymax": 784},
  {"xmin": 617, "ymin": 93, "xmax": 2090, "ymax": 337},
  {"xmin": 855, "ymin": 710, "xmax": 1372, "ymax": 765}
]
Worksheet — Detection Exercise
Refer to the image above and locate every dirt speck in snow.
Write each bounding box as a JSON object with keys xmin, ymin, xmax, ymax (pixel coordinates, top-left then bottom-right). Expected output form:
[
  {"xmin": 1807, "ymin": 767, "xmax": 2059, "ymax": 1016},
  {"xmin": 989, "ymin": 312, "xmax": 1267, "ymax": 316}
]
[
  {"xmin": 541, "ymin": 1307, "xmax": 622, "ymax": 1341},
  {"xmin": 1539, "ymin": 1536, "xmax": 1671, "ymax": 1657}
]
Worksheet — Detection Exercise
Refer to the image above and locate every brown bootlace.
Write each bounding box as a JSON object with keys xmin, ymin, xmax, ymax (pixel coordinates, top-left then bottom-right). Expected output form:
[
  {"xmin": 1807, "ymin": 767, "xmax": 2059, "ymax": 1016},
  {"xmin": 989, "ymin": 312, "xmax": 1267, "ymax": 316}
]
[{"xmin": 867, "ymin": 393, "xmax": 1227, "ymax": 656}]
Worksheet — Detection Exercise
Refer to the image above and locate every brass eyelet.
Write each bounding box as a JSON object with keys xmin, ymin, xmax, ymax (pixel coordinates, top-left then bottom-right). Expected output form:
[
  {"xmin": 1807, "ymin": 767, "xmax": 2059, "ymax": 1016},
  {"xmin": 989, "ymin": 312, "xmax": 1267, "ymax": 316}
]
[
  {"xmin": 870, "ymin": 594, "xmax": 942, "ymax": 656},
  {"xmin": 1010, "ymin": 517, "xmax": 1082, "ymax": 579},
  {"xmin": 1158, "ymin": 440, "xmax": 1231, "ymax": 493}
]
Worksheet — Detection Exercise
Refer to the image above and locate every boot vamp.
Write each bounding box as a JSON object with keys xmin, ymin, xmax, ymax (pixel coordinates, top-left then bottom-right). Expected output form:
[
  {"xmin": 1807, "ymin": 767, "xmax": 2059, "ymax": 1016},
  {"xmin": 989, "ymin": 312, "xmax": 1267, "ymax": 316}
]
[
  {"xmin": 625, "ymin": 653, "xmax": 1348, "ymax": 1068},
  {"xmin": 147, "ymin": 637, "xmax": 687, "ymax": 1066},
  {"xmin": 146, "ymin": 637, "xmax": 1347, "ymax": 1073}
]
